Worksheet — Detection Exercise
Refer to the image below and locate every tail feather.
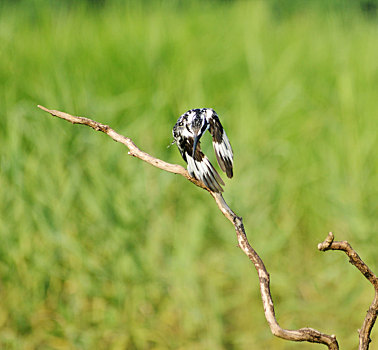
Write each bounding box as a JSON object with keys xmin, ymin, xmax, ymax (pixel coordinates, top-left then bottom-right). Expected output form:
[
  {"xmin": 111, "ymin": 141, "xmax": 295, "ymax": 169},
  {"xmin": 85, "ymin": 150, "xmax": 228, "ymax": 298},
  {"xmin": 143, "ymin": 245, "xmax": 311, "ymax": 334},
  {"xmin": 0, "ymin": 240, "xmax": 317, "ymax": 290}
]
[{"xmin": 187, "ymin": 155, "xmax": 224, "ymax": 193}]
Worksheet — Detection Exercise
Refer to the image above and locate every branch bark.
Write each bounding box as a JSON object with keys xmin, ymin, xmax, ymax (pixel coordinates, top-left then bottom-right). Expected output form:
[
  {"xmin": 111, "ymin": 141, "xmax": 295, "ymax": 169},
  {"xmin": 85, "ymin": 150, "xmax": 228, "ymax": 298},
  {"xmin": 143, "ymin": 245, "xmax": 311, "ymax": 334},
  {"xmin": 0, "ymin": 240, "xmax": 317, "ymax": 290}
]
[
  {"xmin": 318, "ymin": 232, "xmax": 378, "ymax": 349},
  {"xmin": 38, "ymin": 105, "xmax": 374, "ymax": 349}
]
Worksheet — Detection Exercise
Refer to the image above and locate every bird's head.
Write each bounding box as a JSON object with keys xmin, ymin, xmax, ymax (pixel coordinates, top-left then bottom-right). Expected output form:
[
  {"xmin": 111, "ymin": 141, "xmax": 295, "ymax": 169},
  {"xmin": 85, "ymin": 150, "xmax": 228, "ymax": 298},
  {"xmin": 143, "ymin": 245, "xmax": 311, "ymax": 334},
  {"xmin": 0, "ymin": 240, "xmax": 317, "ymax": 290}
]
[{"xmin": 172, "ymin": 113, "xmax": 189, "ymax": 139}]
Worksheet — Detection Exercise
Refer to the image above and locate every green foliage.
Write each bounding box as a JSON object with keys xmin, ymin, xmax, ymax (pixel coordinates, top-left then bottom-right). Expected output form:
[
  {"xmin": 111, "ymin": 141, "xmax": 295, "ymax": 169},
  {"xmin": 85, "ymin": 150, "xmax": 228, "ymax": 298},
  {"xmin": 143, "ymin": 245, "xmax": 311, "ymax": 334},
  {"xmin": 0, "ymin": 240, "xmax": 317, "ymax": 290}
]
[{"xmin": 0, "ymin": 1, "xmax": 377, "ymax": 349}]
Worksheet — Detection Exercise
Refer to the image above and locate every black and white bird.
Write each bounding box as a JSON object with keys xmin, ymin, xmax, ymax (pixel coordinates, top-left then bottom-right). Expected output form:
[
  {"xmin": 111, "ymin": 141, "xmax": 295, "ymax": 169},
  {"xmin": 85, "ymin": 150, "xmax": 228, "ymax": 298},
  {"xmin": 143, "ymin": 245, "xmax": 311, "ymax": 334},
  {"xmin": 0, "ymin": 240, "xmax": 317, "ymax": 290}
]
[{"xmin": 172, "ymin": 108, "xmax": 233, "ymax": 193}]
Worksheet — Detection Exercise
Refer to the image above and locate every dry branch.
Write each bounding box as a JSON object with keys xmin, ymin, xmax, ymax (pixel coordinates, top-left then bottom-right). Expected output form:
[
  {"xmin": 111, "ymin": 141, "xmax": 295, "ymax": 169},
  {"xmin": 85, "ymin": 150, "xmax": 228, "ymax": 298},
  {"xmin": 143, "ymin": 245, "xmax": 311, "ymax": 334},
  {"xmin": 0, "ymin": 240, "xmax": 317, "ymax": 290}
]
[
  {"xmin": 38, "ymin": 105, "xmax": 376, "ymax": 349},
  {"xmin": 319, "ymin": 232, "xmax": 378, "ymax": 349}
]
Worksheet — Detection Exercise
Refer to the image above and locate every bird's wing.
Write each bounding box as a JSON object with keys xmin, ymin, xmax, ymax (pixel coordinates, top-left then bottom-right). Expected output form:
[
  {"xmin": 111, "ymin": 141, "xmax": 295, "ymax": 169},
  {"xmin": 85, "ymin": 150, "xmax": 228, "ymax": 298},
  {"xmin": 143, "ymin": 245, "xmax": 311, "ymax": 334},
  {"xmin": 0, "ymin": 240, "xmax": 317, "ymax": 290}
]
[
  {"xmin": 207, "ymin": 113, "xmax": 234, "ymax": 178},
  {"xmin": 179, "ymin": 136, "xmax": 225, "ymax": 193}
]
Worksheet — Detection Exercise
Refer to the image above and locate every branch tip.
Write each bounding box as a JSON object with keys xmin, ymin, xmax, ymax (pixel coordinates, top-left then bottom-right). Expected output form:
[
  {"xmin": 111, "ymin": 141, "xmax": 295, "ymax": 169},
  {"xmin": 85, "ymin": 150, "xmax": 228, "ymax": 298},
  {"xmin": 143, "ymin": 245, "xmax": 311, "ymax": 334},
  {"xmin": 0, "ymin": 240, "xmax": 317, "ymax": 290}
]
[
  {"xmin": 318, "ymin": 232, "xmax": 335, "ymax": 251},
  {"xmin": 37, "ymin": 105, "xmax": 49, "ymax": 113}
]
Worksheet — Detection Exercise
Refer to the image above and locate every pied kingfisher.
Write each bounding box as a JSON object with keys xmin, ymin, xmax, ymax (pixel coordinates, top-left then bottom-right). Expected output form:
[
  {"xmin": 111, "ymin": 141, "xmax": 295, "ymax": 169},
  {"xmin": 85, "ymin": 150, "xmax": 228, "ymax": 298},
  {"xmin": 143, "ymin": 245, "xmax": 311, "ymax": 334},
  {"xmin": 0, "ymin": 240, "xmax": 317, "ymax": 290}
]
[{"xmin": 172, "ymin": 108, "xmax": 233, "ymax": 193}]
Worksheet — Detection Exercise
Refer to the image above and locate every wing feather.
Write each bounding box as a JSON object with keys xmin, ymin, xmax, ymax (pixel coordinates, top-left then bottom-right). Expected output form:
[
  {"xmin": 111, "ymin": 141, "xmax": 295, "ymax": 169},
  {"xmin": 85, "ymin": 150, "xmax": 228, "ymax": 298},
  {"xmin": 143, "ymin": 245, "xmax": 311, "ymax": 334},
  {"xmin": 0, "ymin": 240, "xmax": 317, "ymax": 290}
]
[{"xmin": 207, "ymin": 111, "xmax": 234, "ymax": 178}]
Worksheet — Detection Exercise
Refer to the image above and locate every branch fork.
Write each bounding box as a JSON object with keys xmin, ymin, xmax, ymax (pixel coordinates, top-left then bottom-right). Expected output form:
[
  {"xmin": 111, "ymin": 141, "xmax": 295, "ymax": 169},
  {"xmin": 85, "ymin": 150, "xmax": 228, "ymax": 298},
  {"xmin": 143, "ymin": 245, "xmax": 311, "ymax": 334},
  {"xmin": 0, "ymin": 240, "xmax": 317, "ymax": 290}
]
[{"xmin": 318, "ymin": 232, "xmax": 378, "ymax": 349}]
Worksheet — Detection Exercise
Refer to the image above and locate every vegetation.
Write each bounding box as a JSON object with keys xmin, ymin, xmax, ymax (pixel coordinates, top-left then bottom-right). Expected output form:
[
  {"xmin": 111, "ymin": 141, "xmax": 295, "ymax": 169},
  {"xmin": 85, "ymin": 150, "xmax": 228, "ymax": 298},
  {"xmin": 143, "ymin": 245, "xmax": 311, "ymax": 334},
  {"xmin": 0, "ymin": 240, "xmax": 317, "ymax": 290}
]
[{"xmin": 0, "ymin": 1, "xmax": 377, "ymax": 348}]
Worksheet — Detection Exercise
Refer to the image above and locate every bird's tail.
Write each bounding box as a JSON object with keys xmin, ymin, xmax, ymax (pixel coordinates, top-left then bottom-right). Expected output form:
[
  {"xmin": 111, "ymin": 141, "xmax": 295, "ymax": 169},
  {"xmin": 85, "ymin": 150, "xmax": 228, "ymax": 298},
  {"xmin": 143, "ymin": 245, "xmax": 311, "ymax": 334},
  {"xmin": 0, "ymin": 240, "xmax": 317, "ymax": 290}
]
[{"xmin": 186, "ymin": 155, "xmax": 225, "ymax": 193}]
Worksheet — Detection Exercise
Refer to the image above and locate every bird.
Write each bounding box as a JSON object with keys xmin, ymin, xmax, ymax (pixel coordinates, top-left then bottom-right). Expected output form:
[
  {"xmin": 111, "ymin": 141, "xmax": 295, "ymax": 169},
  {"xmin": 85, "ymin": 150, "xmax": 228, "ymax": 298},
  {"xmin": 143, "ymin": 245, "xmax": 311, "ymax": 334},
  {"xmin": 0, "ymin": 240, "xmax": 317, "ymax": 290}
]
[{"xmin": 172, "ymin": 108, "xmax": 233, "ymax": 193}]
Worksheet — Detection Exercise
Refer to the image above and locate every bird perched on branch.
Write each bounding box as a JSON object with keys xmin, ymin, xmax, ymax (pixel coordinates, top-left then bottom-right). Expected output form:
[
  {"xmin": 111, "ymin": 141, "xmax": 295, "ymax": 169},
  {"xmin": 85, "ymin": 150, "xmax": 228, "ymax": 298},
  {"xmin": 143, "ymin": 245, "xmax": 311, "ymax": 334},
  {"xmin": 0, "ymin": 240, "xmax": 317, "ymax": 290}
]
[{"xmin": 172, "ymin": 108, "xmax": 233, "ymax": 193}]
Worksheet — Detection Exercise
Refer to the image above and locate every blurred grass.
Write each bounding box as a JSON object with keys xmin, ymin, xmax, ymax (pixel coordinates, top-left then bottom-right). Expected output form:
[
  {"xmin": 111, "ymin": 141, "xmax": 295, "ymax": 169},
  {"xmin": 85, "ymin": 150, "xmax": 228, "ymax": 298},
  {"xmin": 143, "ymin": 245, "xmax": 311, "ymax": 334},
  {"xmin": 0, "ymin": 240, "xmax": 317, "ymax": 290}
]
[{"xmin": 0, "ymin": 1, "xmax": 377, "ymax": 349}]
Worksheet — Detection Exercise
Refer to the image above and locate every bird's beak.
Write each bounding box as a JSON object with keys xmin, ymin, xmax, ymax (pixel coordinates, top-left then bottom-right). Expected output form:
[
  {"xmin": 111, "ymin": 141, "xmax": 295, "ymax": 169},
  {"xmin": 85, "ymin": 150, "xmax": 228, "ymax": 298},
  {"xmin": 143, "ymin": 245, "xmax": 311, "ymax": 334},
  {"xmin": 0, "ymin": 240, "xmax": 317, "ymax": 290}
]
[{"xmin": 192, "ymin": 132, "xmax": 200, "ymax": 158}]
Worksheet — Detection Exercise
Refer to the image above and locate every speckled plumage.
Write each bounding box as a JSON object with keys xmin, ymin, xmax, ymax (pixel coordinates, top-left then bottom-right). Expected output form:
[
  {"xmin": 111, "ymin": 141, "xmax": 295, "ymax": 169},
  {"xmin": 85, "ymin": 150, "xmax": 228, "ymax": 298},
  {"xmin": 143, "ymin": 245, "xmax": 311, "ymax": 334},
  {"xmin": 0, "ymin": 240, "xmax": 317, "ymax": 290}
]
[{"xmin": 172, "ymin": 108, "xmax": 233, "ymax": 193}]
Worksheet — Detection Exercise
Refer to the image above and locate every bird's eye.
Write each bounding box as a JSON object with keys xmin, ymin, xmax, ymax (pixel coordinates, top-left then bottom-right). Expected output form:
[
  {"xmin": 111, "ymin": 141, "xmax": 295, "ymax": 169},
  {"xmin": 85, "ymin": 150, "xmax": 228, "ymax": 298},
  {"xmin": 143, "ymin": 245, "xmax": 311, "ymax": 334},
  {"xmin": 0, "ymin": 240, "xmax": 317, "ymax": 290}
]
[{"xmin": 179, "ymin": 122, "xmax": 184, "ymax": 126}]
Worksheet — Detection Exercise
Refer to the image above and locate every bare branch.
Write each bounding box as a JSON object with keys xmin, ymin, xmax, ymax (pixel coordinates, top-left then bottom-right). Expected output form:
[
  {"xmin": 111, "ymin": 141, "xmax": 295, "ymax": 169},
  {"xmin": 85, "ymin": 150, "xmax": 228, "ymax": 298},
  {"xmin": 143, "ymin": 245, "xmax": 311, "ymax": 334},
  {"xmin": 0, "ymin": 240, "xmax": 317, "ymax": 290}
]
[
  {"xmin": 213, "ymin": 194, "xmax": 339, "ymax": 349},
  {"xmin": 37, "ymin": 105, "xmax": 207, "ymax": 190},
  {"xmin": 38, "ymin": 105, "xmax": 341, "ymax": 348},
  {"xmin": 319, "ymin": 232, "xmax": 378, "ymax": 350}
]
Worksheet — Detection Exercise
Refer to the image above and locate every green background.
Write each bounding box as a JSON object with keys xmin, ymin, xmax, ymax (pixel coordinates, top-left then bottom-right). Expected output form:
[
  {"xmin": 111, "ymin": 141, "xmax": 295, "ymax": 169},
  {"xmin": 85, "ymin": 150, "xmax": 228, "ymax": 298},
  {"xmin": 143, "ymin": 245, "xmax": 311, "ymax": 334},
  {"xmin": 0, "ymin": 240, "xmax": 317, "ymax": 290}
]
[{"xmin": 0, "ymin": 1, "xmax": 377, "ymax": 349}]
